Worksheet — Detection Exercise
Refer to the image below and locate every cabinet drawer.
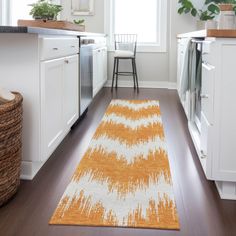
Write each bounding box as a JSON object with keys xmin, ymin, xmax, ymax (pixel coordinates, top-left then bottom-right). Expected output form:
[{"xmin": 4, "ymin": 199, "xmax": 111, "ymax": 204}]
[
  {"xmin": 201, "ymin": 62, "xmax": 215, "ymax": 124},
  {"xmin": 40, "ymin": 37, "xmax": 79, "ymax": 61}
]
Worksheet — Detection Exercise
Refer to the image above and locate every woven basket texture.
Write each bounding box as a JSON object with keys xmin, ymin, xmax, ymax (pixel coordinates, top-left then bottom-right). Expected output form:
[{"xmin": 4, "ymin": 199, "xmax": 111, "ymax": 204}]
[{"xmin": 0, "ymin": 92, "xmax": 23, "ymax": 206}]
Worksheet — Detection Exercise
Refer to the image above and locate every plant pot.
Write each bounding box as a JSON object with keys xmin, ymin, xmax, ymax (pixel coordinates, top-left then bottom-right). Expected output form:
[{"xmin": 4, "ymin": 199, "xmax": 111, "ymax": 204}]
[
  {"xmin": 197, "ymin": 20, "xmax": 206, "ymax": 30},
  {"xmin": 206, "ymin": 20, "xmax": 218, "ymax": 29},
  {"xmin": 34, "ymin": 16, "xmax": 43, "ymax": 20}
]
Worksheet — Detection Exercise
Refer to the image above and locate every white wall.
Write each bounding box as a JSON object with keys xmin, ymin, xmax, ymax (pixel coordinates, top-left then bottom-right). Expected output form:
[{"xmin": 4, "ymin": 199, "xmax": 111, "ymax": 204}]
[
  {"xmin": 61, "ymin": 0, "xmax": 203, "ymax": 86},
  {"xmin": 61, "ymin": 0, "xmax": 104, "ymax": 33}
]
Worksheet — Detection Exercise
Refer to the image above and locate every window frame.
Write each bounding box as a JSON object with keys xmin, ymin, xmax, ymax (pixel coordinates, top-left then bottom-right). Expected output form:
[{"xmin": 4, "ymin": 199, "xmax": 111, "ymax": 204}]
[
  {"xmin": 104, "ymin": 0, "xmax": 167, "ymax": 53},
  {"xmin": 0, "ymin": 0, "xmax": 9, "ymax": 25}
]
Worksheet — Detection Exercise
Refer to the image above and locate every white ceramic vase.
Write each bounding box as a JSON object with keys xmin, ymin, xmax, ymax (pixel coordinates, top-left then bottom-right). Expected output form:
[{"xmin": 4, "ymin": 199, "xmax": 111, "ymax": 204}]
[
  {"xmin": 196, "ymin": 20, "xmax": 218, "ymax": 30},
  {"xmin": 196, "ymin": 20, "xmax": 206, "ymax": 30}
]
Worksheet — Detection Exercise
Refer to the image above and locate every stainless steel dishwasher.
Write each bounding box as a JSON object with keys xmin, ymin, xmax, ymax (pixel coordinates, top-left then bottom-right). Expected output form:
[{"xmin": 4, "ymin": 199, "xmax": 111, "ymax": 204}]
[{"xmin": 79, "ymin": 37, "xmax": 94, "ymax": 115}]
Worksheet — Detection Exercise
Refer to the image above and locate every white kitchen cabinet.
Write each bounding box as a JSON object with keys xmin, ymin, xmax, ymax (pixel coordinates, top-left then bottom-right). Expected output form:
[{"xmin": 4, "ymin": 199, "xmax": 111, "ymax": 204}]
[
  {"xmin": 203, "ymin": 39, "xmax": 236, "ymax": 200},
  {"xmin": 177, "ymin": 35, "xmax": 236, "ymax": 200},
  {"xmin": 212, "ymin": 42, "xmax": 236, "ymax": 182},
  {"xmin": 63, "ymin": 55, "xmax": 79, "ymax": 131},
  {"xmin": 41, "ymin": 58, "xmax": 64, "ymax": 160},
  {"xmin": 0, "ymin": 34, "xmax": 79, "ymax": 179},
  {"xmin": 40, "ymin": 38, "xmax": 79, "ymax": 167},
  {"xmin": 93, "ymin": 47, "xmax": 108, "ymax": 97},
  {"xmin": 40, "ymin": 55, "xmax": 79, "ymax": 161}
]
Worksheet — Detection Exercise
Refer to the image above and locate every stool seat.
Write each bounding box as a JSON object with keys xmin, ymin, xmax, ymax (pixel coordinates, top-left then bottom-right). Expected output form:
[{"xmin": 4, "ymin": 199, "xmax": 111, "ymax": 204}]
[{"xmin": 114, "ymin": 50, "xmax": 134, "ymax": 58}]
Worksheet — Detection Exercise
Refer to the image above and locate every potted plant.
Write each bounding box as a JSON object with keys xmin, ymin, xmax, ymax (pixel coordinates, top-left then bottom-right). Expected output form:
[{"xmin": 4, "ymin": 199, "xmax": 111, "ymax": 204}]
[
  {"xmin": 29, "ymin": 0, "xmax": 63, "ymax": 21},
  {"xmin": 178, "ymin": 0, "xmax": 220, "ymax": 29}
]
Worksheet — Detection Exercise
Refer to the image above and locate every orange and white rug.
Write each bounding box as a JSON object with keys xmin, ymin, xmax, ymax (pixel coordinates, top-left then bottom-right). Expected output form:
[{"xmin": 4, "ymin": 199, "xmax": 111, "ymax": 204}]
[{"xmin": 50, "ymin": 100, "xmax": 179, "ymax": 229}]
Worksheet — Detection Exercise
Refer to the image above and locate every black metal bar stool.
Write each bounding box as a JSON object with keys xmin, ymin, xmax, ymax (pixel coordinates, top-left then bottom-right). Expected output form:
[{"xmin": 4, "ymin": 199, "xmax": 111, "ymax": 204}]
[{"xmin": 111, "ymin": 34, "xmax": 139, "ymax": 90}]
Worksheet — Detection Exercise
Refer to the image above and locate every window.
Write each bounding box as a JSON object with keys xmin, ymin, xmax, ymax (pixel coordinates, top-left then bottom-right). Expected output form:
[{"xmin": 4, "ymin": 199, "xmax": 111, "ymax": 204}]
[
  {"xmin": 9, "ymin": 0, "xmax": 35, "ymax": 26},
  {"xmin": 1, "ymin": 0, "xmax": 60, "ymax": 26},
  {"xmin": 0, "ymin": 0, "xmax": 7, "ymax": 25},
  {"xmin": 0, "ymin": 0, "xmax": 36, "ymax": 26},
  {"xmin": 104, "ymin": 0, "xmax": 167, "ymax": 52}
]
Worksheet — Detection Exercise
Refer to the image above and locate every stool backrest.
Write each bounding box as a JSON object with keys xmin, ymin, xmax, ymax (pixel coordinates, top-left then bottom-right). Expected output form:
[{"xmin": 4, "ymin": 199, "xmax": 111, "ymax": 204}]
[{"xmin": 114, "ymin": 34, "xmax": 137, "ymax": 56}]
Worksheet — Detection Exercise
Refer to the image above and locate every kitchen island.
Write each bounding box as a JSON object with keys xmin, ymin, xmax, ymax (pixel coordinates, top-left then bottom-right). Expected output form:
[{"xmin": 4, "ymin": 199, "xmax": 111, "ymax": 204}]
[{"xmin": 177, "ymin": 30, "xmax": 236, "ymax": 200}]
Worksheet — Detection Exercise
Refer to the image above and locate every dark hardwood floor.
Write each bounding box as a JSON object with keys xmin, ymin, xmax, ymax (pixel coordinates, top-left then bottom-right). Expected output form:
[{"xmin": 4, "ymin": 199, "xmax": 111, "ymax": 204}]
[{"xmin": 0, "ymin": 88, "xmax": 235, "ymax": 236}]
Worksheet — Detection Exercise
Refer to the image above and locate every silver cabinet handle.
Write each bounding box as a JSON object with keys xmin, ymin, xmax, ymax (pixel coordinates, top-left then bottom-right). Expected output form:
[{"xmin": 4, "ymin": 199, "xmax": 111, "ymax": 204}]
[
  {"xmin": 64, "ymin": 60, "xmax": 69, "ymax": 64},
  {"xmin": 202, "ymin": 62, "xmax": 215, "ymax": 70},
  {"xmin": 71, "ymin": 45, "xmax": 75, "ymax": 48},
  {"xmin": 200, "ymin": 150, "xmax": 207, "ymax": 159},
  {"xmin": 200, "ymin": 94, "xmax": 209, "ymax": 99},
  {"xmin": 53, "ymin": 47, "xmax": 59, "ymax": 50}
]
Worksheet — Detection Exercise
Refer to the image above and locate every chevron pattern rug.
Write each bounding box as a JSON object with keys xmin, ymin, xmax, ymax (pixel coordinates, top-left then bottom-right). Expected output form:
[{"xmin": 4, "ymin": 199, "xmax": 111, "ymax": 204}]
[{"xmin": 50, "ymin": 100, "xmax": 179, "ymax": 229}]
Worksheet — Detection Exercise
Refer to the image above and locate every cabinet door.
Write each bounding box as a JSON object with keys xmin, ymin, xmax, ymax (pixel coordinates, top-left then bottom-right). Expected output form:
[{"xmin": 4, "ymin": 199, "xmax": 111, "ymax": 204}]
[
  {"xmin": 177, "ymin": 40, "xmax": 184, "ymax": 95},
  {"xmin": 41, "ymin": 58, "xmax": 64, "ymax": 161},
  {"xmin": 102, "ymin": 47, "xmax": 108, "ymax": 83},
  {"xmin": 201, "ymin": 62, "xmax": 215, "ymax": 125},
  {"xmin": 200, "ymin": 112, "xmax": 213, "ymax": 179},
  {"xmin": 63, "ymin": 55, "xmax": 79, "ymax": 131},
  {"xmin": 93, "ymin": 49, "xmax": 100, "ymax": 97},
  {"xmin": 93, "ymin": 47, "xmax": 107, "ymax": 97},
  {"xmin": 212, "ymin": 44, "xmax": 236, "ymax": 182}
]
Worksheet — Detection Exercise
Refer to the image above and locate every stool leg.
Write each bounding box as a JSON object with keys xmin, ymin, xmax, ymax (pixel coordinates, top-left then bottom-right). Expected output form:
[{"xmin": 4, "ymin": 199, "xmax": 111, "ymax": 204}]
[
  {"xmin": 111, "ymin": 58, "xmax": 116, "ymax": 90},
  {"xmin": 132, "ymin": 58, "xmax": 136, "ymax": 89},
  {"xmin": 134, "ymin": 58, "xmax": 139, "ymax": 91},
  {"xmin": 115, "ymin": 58, "xmax": 119, "ymax": 88}
]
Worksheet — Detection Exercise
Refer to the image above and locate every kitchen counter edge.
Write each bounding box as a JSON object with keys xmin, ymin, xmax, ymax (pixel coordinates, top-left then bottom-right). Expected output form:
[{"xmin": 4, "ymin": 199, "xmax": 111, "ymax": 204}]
[
  {"xmin": 177, "ymin": 29, "xmax": 236, "ymax": 39},
  {"xmin": 0, "ymin": 26, "xmax": 106, "ymax": 37}
]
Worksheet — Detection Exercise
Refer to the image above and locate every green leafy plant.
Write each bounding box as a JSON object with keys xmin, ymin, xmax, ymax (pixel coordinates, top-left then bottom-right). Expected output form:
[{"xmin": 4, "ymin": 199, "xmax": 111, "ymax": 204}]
[
  {"xmin": 73, "ymin": 19, "xmax": 85, "ymax": 25},
  {"xmin": 206, "ymin": 0, "xmax": 236, "ymax": 14},
  {"xmin": 29, "ymin": 0, "xmax": 63, "ymax": 21},
  {"xmin": 206, "ymin": 0, "xmax": 236, "ymax": 3},
  {"xmin": 178, "ymin": 0, "xmax": 220, "ymax": 21}
]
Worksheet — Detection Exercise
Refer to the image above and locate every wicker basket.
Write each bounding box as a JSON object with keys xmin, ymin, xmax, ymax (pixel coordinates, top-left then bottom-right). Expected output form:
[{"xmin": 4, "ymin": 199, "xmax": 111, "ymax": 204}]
[{"xmin": 0, "ymin": 92, "xmax": 23, "ymax": 206}]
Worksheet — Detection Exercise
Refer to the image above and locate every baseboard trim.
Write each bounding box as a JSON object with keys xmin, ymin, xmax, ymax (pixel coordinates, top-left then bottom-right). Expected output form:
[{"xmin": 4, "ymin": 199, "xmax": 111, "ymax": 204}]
[
  {"xmin": 215, "ymin": 181, "xmax": 236, "ymax": 200},
  {"xmin": 21, "ymin": 161, "xmax": 44, "ymax": 180},
  {"xmin": 105, "ymin": 80, "xmax": 177, "ymax": 90}
]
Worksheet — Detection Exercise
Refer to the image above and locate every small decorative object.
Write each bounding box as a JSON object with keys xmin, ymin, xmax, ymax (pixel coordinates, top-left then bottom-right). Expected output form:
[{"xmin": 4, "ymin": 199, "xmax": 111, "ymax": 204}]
[
  {"xmin": 73, "ymin": 19, "xmax": 85, "ymax": 25},
  {"xmin": 178, "ymin": 0, "xmax": 220, "ymax": 29},
  {"xmin": 218, "ymin": 3, "xmax": 235, "ymax": 29},
  {"xmin": 71, "ymin": 0, "xmax": 94, "ymax": 16},
  {"xmin": 0, "ymin": 92, "xmax": 23, "ymax": 206},
  {"xmin": 29, "ymin": 0, "xmax": 63, "ymax": 21}
]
